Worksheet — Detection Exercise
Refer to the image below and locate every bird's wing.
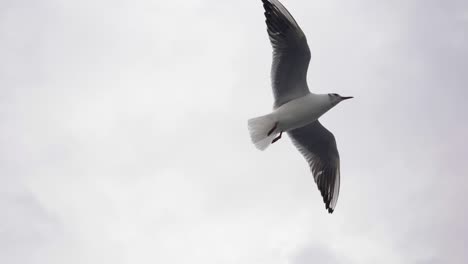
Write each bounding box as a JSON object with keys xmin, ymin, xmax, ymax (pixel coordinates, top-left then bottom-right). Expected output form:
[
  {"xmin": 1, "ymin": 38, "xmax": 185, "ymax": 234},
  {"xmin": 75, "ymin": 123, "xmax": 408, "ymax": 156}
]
[
  {"xmin": 261, "ymin": 0, "xmax": 311, "ymax": 108},
  {"xmin": 288, "ymin": 121, "xmax": 341, "ymax": 213}
]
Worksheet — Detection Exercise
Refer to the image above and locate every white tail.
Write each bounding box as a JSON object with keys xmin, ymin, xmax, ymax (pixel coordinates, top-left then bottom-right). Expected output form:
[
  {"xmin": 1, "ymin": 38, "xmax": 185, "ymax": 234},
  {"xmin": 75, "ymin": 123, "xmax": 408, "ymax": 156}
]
[{"xmin": 247, "ymin": 114, "xmax": 278, "ymax": 151}]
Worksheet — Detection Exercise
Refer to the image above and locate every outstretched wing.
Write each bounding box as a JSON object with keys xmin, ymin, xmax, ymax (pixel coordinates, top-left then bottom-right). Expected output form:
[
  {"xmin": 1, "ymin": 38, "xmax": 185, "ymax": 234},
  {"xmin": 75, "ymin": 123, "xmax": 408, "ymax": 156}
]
[
  {"xmin": 261, "ymin": 0, "xmax": 311, "ymax": 107},
  {"xmin": 288, "ymin": 121, "xmax": 341, "ymax": 213}
]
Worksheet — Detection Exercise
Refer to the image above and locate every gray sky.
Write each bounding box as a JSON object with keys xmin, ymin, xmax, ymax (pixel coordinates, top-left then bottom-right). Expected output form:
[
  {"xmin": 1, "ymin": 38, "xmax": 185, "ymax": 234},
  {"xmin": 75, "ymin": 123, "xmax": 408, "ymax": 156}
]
[{"xmin": 1, "ymin": 0, "xmax": 468, "ymax": 263}]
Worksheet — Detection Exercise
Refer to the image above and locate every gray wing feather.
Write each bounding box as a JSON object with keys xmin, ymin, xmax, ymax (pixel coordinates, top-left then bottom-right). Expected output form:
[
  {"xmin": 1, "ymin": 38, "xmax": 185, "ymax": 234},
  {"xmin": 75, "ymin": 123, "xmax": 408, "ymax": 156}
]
[
  {"xmin": 261, "ymin": 0, "xmax": 311, "ymax": 108},
  {"xmin": 288, "ymin": 121, "xmax": 341, "ymax": 213}
]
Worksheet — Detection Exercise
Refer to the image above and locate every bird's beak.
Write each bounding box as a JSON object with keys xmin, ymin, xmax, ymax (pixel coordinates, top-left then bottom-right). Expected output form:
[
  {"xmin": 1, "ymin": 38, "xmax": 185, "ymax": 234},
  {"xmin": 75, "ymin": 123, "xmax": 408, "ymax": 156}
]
[{"xmin": 340, "ymin": 96, "xmax": 353, "ymax": 100}]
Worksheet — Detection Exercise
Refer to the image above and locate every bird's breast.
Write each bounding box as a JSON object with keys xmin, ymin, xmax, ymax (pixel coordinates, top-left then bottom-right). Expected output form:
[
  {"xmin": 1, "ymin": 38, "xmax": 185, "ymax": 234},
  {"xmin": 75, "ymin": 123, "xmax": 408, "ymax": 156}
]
[{"xmin": 274, "ymin": 94, "xmax": 331, "ymax": 131}]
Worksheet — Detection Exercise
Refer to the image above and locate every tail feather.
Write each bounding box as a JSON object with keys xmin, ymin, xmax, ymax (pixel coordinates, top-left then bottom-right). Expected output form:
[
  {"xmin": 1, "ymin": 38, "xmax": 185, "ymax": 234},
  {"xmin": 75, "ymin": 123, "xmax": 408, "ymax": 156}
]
[{"xmin": 247, "ymin": 114, "xmax": 278, "ymax": 151}]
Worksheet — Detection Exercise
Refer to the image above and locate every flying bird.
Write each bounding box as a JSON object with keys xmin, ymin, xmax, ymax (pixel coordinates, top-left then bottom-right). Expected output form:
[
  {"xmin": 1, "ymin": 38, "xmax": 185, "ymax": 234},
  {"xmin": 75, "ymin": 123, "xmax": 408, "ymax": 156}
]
[{"xmin": 248, "ymin": 0, "xmax": 353, "ymax": 213}]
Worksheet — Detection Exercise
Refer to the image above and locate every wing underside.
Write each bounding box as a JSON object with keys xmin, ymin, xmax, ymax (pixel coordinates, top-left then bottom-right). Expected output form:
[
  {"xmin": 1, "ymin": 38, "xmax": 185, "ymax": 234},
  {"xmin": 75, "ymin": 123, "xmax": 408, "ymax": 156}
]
[
  {"xmin": 288, "ymin": 121, "xmax": 341, "ymax": 213},
  {"xmin": 261, "ymin": 0, "xmax": 311, "ymax": 107}
]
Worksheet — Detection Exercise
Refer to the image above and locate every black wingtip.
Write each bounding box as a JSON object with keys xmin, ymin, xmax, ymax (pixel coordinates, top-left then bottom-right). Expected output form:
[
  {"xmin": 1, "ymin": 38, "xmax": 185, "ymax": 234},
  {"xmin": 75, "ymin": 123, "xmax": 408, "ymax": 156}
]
[{"xmin": 320, "ymin": 189, "xmax": 334, "ymax": 214}]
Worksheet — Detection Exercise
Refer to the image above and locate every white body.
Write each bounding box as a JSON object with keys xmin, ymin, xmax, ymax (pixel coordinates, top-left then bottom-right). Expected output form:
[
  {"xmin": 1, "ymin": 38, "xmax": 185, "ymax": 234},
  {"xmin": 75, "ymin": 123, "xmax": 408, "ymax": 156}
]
[
  {"xmin": 248, "ymin": 93, "xmax": 336, "ymax": 150},
  {"xmin": 272, "ymin": 93, "xmax": 334, "ymax": 132}
]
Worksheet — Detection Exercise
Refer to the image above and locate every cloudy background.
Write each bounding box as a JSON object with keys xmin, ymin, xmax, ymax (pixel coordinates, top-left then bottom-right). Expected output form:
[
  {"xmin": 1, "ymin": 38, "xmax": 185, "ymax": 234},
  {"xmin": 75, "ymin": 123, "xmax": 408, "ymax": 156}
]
[{"xmin": 1, "ymin": 0, "xmax": 468, "ymax": 263}]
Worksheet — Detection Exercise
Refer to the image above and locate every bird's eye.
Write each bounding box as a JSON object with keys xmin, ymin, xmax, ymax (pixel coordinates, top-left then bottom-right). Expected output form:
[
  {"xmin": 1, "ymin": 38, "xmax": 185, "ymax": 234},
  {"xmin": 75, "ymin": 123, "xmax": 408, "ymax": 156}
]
[{"xmin": 329, "ymin": 93, "xmax": 338, "ymax": 97}]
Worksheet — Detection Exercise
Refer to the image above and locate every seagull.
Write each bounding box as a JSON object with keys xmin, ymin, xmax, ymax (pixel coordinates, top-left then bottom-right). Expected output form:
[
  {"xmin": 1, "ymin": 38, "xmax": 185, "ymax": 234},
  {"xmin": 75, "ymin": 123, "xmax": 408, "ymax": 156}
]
[{"xmin": 248, "ymin": 0, "xmax": 353, "ymax": 213}]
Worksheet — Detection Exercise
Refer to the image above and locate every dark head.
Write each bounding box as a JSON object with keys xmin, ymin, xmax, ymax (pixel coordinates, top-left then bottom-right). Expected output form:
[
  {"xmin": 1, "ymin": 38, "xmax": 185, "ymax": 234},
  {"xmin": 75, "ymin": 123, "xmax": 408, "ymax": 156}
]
[{"xmin": 328, "ymin": 93, "xmax": 353, "ymax": 106}]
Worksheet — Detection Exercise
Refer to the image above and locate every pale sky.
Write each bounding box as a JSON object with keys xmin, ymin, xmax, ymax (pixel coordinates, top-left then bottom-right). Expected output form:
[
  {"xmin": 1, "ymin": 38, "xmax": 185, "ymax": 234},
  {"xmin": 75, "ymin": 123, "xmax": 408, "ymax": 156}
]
[{"xmin": 1, "ymin": 0, "xmax": 468, "ymax": 263}]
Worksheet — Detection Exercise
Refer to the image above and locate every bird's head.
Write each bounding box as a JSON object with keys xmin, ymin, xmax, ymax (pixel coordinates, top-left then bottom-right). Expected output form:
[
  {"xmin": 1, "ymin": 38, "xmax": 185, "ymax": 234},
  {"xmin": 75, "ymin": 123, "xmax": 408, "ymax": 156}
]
[{"xmin": 328, "ymin": 93, "xmax": 353, "ymax": 106}]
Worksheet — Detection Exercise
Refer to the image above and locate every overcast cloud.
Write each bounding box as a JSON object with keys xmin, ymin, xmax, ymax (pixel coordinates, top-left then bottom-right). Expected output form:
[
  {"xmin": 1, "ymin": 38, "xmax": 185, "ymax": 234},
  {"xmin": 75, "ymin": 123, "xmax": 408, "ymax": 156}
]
[{"xmin": 1, "ymin": 0, "xmax": 468, "ymax": 263}]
